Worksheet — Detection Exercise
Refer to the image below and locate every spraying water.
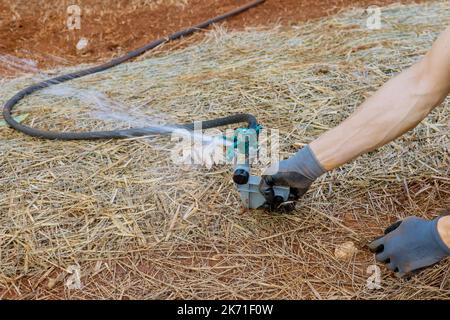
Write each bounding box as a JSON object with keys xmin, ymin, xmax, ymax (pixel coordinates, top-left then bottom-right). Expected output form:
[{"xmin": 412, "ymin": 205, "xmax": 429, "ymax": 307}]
[
  {"xmin": 0, "ymin": 52, "xmax": 234, "ymax": 168},
  {"xmin": 42, "ymin": 84, "xmax": 170, "ymax": 128},
  {"xmin": 41, "ymin": 84, "xmax": 231, "ymax": 168},
  {"xmin": 0, "ymin": 51, "xmax": 236, "ymax": 168}
]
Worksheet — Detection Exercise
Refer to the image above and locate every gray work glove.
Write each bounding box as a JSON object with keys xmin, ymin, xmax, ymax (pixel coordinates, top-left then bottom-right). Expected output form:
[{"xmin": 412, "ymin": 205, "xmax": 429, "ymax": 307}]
[
  {"xmin": 259, "ymin": 145, "xmax": 326, "ymax": 210},
  {"xmin": 369, "ymin": 216, "xmax": 450, "ymax": 277}
]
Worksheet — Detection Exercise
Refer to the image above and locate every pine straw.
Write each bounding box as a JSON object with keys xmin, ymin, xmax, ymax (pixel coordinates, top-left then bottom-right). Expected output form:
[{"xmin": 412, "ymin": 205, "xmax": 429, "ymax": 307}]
[{"xmin": 0, "ymin": 1, "xmax": 449, "ymax": 299}]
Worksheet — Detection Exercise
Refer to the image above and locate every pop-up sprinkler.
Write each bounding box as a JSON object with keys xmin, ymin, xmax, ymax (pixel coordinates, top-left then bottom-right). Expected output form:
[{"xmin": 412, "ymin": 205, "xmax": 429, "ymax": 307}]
[{"xmin": 229, "ymin": 126, "xmax": 291, "ymax": 209}]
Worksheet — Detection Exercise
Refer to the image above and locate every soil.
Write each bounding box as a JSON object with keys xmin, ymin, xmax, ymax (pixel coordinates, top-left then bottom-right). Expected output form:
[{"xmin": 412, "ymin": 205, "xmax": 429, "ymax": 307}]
[
  {"xmin": 0, "ymin": 0, "xmax": 437, "ymax": 300},
  {"xmin": 0, "ymin": 0, "xmax": 421, "ymax": 77}
]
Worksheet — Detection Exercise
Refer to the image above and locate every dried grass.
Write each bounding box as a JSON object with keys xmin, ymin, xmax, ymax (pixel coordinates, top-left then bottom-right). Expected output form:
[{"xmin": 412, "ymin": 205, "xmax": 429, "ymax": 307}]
[{"xmin": 0, "ymin": 1, "xmax": 449, "ymax": 299}]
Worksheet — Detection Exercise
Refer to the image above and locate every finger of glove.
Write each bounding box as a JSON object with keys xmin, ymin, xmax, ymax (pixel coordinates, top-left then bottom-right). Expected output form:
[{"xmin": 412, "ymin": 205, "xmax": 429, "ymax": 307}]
[
  {"xmin": 273, "ymin": 195, "xmax": 285, "ymax": 208},
  {"xmin": 279, "ymin": 201, "xmax": 296, "ymax": 213},
  {"xmin": 406, "ymin": 261, "xmax": 440, "ymax": 278},
  {"xmin": 384, "ymin": 220, "xmax": 402, "ymax": 235},
  {"xmin": 399, "ymin": 267, "xmax": 423, "ymax": 280},
  {"xmin": 268, "ymin": 200, "xmax": 296, "ymax": 213},
  {"xmin": 375, "ymin": 250, "xmax": 390, "ymax": 263},
  {"xmin": 395, "ymin": 270, "xmax": 407, "ymax": 278},
  {"xmin": 368, "ymin": 236, "xmax": 385, "ymax": 253},
  {"xmin": 386, "ymin": 262, "xmax": 398, "ymax": 272},
  {"xmin": 288, "ymin": 188, "xmax": 299, "ymax": 201},
  {"xmin": 259, "ymin": 175, "xmax": 275, "ymax": 204},
  {"xmin": 290, "ymin": 187, "xmax": 309, "ymax": 200}
]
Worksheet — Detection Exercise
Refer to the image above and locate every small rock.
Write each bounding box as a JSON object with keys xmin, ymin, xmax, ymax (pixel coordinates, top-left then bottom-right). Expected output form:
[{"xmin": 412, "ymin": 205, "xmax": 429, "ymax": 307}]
[
  {"xmin": 334, "ymin": 241, "xmax": 358, "ymax": 260},
  {"xmin": 76, "ymin": 37, "xmax": 89, "ymax": 53},
  {"xmin": 47, "ymin": 277, "xmax": 57, "ymax": 289}
]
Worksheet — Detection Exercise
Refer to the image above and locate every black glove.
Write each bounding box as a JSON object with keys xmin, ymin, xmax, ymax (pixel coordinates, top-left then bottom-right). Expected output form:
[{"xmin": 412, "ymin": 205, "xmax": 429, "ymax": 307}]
[
  {"xmin": 259, "ymin": 145, "xmax": 326, "ymax": 209},
  {"xmin": 369, "ymin": 215, "xmax": 450, "ymax": 277}
]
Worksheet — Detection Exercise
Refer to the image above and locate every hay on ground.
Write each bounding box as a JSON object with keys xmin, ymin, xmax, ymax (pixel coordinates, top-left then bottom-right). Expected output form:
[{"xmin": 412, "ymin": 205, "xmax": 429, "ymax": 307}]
[{"xmin": 0, "ymin": 1, "xmax": 449, "ymax": 299}]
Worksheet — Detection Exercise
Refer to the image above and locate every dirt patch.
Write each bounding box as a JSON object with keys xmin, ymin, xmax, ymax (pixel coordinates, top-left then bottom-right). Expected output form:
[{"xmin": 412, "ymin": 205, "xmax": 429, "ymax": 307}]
[
  {"xmin": 0, "ymin": 0, "xmax": 447, "ymax": 300},
  {"xmin": 0, "ymin": 0, "xmax": 421, "ymax": 76}
]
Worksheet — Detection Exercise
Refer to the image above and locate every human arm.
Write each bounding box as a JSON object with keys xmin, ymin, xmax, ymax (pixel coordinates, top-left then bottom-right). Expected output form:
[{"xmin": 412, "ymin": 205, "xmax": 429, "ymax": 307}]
[
  {"xmin": 259, "ymin": 26, "xmax": 450, "ymax": 205},
  {"xmin": 438, "ymin": 215, "xmax": 450, "ymax": 248},
  {"xmin": 310, "ymin": 26, "xmax": 450, "ymax": 170}
]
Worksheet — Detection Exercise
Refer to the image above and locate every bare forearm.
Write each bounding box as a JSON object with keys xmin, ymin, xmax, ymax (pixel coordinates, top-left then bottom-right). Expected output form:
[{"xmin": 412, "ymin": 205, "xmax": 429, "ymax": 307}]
[
  {"xmin": 310, "ymin": 27, "xmax": 450, "ymax": 171},
  {"xmin": 310, "ymin": 63, "xmax": 446, "ymax": 170},
  {"xmin": 438, "ymin": 216, "xmax": 450, "ymax": 249}
]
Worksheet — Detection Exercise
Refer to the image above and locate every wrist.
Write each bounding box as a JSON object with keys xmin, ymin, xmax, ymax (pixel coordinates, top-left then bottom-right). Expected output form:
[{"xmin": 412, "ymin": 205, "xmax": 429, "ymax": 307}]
[
  {"xmin": 286, "ymin": 145, "xmax": 326, "ymax": 181},
  {"xmin": 437, "ymin": 215, "xmax": 450, "ymax": 250},
  {"xmin": 309, "ymin": 140, "xmax": 335, "ymax": 171}
]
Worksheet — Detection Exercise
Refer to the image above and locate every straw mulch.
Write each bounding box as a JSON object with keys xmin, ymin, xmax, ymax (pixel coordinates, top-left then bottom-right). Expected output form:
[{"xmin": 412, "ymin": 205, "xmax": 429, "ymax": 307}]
[{"xmin": 0, "ymin": 1, "xmax": 449, "ymax": 299}]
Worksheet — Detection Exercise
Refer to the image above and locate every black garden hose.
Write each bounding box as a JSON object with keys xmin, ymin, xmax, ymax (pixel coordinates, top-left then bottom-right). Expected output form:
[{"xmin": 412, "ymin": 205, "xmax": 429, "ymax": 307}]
[{"xmin": 2, "ymin": 0, "xmax": 264, "ymax": 140}]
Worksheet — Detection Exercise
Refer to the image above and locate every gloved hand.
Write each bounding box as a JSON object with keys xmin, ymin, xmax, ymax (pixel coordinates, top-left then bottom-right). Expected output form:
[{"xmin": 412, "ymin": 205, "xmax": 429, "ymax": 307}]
[
  {"xmin": 259, "ymin": 145, "xmax": 326, "ymax": 209},
  {"xmin": 369, "ymin": 216, "xmax": 450, "ymax": 277}
]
